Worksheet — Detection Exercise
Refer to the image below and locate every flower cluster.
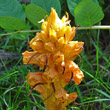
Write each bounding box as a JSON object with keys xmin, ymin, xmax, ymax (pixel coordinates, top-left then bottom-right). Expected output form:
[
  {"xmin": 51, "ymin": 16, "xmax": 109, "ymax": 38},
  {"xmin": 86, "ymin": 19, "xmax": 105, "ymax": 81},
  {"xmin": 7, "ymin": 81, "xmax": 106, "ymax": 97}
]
[{"xmin": 23, "ymin": 8, "xmax": 84, "ymax": 110}]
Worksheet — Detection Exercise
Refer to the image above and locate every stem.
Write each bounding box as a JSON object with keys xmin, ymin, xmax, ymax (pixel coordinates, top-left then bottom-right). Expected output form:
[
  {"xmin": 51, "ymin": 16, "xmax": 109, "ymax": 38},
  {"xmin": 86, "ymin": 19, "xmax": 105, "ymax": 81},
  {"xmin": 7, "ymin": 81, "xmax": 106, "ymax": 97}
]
[
  {"xmin": 0, "ymin": 30, "xmax": 41, "ymax": 36},
  {"xmin": 0, "ymin": 26, "xmax": 110, "ymax": 36},
  {"xmin": 77, "ymin": 25, "xmax": 110, "ymax": 30},
  {"xmin": 96, "ymin": 23, "xmax": 101, "ymax": 77}
]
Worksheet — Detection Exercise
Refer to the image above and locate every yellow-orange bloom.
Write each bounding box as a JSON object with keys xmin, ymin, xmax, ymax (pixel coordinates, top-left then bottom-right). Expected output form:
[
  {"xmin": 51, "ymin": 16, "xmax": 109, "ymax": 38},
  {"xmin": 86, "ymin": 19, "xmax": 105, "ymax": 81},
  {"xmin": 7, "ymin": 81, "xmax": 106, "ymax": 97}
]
[{"xmin": 23, "ymin": 8, "xmax": 84, "ymax": 110}]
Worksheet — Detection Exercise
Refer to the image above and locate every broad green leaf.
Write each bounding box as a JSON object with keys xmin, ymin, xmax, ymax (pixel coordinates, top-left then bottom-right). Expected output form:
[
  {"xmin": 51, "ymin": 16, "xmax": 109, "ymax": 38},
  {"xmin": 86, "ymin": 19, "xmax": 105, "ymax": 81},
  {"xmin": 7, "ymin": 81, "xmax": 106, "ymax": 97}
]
[
  {"xmin": 67, "ymin": 0, "xmax": 81, "ymax": 16},
  {"xmin": 25, "ymin": 4, "xmax": 49, "ymax": 28},
  {"xmin": 74, "ymin": 0, "xmax": 104, "ymax": 26},
  {"xmin": 31, "ymin": 0, "xmax": 61, "ymax": 16},
  {"xmin": 0, "ymin": 17, "xmax": 26, "ymax": 30},
  {"xmin": 0, "ymin": 0, "xmax": 25, "ymax": 20},
  {"xmin": 67, "ymin": 0, "xmax": 99, "ymax": 16},
  {"xmin": 0, "ymin": 0, "xmax": 26, "ymax": 30}
]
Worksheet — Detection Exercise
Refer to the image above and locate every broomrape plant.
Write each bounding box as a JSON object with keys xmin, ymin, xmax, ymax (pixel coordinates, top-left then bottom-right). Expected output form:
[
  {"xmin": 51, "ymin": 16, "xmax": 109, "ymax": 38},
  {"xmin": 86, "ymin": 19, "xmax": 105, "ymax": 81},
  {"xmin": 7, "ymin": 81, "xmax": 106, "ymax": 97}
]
[{"xmin": 22, "ymin": 8, "xmax": 84, "ymax": 110}]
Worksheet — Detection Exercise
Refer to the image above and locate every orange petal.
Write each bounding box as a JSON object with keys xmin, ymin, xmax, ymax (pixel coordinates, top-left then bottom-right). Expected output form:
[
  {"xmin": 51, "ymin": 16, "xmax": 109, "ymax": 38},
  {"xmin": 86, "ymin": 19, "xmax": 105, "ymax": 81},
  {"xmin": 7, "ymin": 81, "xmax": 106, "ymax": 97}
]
[
  {"xmin": 26, "ymin": 72, "xmax": 46, "ymax": 94},
  {"xmin": 30, "ymin": 40, "xmax": 46, "ymax": 53},
  {"xmin": 62, "ymin": 92, "xmax": 78, "ymax": 107},
  {"xmin": 72, "ymin": 69, "xmax": 84, "ymax": 85},
  {"xmin": 22, "ymin": 51, "xmax": 47, "ymax": 68},
  {"xmin": 55, "ymin": 88, "xmax": 68, "ymax": 105},
  {"xmin": 53, "ymin": 51, "xmax": 64, "ymax": 64},
  {"xmin": 42, "ymin": 67, "xmax": 58, "ymax": 83},
  {"xmin": 62, "ymin": 41, "xmax": 84, "ymax": 60}
]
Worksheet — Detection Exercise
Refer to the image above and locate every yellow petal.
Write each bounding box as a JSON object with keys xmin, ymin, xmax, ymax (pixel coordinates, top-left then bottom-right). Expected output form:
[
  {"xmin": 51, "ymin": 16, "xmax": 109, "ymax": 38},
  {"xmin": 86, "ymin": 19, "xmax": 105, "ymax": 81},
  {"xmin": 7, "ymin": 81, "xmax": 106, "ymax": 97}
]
[
  {"xmin": 40, "ymin": 31, "xmax": 49, "ymax": 42},
  {"xmin": 44, "ymin": 42, "xmax": 56, "ymax": 52},
  {"xmin": 41, "ymin": 21, "xmax": 48, "ymax": 32},
  {"xmin": 65, "ymin": 26, "xmax": 71, "ymax": 43},
  {"xmin": 69, "ymin": 27, "xmax": 76, "ymax": 41},
  {"xmin": 49, "ymin": 28, "xmax": 57, "ymax": 42},
  {"xmin": 56, "ymin": 37, "xmax": 65, "ymax": 50}
]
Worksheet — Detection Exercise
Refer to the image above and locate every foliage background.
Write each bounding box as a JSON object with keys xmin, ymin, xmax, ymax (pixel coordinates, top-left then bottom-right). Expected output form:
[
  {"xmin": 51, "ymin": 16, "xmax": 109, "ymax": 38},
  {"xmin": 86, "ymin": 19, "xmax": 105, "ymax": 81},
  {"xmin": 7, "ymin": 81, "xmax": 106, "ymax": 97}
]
[{"xmin": 0, "ymin": 0, "xmax": 110, "ymax": 110}]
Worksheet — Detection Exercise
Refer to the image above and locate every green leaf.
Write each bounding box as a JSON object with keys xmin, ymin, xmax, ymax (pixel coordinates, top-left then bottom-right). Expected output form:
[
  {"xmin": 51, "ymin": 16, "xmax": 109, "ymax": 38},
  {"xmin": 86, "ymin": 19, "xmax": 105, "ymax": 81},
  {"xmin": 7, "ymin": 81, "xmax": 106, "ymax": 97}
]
[
  {"xmin": 0, "ymin": 0, "xmax": 26, "ymax": 30},
  {"xmin": 74, "ymin": 0, "xmax": 104, "ymax": 26},
  {"xmin": 25, "ymin": 4, "xmax": 49, "ymax": 28},
  {"xmin": 31, "ymin": 0, "xmax": 61, "ymax": 16},
  {"xmin": 67, "ymin": 0, "xmax": 81, "ymax": 16},
  {"xmin": 0, "ymin": 0, "xmax": 25, "ymax": 20},
  {"xmin": 67, "ymin": 0, "xmax": 99, "ymax": 16},
  {"xmin": 0, "ymin": 17, "xmax": 26, "ymax": 30}
]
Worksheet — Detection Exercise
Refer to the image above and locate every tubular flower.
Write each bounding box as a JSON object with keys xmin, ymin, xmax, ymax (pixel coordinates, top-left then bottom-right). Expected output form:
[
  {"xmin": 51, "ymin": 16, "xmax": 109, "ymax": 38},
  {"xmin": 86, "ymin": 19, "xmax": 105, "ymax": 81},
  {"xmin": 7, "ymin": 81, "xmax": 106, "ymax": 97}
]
[{"xmin": 23, "ymin": 8, "xmax": 84, "ymax": 110}]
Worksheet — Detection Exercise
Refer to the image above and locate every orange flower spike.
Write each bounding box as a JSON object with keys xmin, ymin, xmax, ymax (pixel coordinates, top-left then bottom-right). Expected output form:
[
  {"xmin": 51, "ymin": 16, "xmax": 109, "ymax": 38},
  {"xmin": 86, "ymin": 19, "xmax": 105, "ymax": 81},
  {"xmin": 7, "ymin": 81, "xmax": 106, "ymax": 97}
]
[{"xmin": 23, "ymin": 8, "xmax": 84, "ymax": 110}]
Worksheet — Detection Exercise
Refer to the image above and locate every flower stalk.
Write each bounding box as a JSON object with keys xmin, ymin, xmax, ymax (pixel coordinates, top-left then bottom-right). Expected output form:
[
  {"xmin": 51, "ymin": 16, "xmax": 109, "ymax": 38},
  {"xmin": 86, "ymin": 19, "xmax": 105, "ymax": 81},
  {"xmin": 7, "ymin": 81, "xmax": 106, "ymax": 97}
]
[
  {"xmin": 1, "ymin": 26, "xmax": 110, "ymax": 37},
  {"xmin": 23, "ymin": 8, "xmax": 84, "ymax": 110}
]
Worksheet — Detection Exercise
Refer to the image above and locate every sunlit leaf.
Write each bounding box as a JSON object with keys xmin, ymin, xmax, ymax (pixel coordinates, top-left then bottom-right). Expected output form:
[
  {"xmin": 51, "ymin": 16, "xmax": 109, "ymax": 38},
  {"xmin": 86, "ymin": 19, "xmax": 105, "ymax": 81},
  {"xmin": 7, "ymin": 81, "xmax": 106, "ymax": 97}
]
[
  {"xmin": 67, "ymin": 0, "xmax": 99, "ymax": 16},
  {"xmin": 74, "ymin": 0, "xmax": 104, "ymax": 26},
  {"xmin": 0, "ymin": 17, "xmax": 26, "ymax": 30}
]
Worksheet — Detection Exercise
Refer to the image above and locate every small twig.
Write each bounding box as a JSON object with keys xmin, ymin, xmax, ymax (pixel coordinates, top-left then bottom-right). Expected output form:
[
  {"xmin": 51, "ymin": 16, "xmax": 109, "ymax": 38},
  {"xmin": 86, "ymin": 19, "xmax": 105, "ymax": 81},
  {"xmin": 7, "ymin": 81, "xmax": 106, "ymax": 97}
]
[{"xmin": 75, "ymin": 24, "xmax": 80, "ymax": 31}]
